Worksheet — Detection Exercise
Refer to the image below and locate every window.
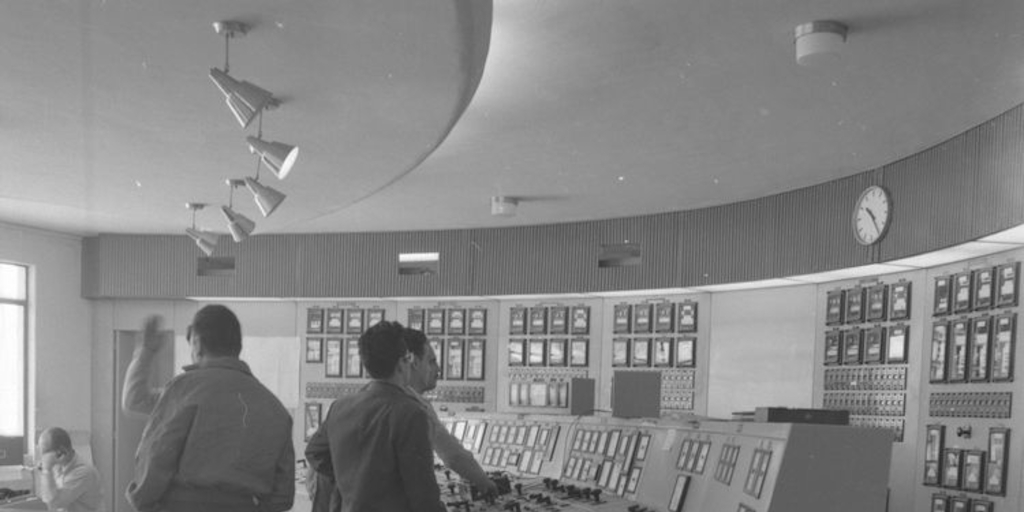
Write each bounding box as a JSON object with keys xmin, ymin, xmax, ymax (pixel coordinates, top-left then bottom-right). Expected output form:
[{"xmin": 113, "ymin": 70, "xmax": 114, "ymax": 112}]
[{"xmin": 0, "ymin": 263, "xmax": 27, "ymax": 465}]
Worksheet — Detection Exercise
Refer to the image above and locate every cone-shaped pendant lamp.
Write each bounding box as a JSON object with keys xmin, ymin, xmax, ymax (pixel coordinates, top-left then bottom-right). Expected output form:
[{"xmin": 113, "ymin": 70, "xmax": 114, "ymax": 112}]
[
  {"xmin": 209, "ymin": 68, "xmax": 278, "ymax": 129},
  {"xmin": 221, "ymin": 205, "xmax": 256, "ymax": 242},
  {"xmin": 186, "ymin": 228, "xmax": 219, "ymax": 256},
  {"xmin": 244, "ymin": 177, "xmax": 286, "ymax": 217},
  {"xmin": 247, "ymin": 136, "xmax": 299, "ymax": 180}
]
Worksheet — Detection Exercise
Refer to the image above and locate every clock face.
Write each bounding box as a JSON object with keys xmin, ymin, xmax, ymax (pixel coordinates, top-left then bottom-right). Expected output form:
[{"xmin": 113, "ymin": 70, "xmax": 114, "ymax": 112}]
[{"xmin": 852, "ymin": 186, "xmax": 891, "ymax": 245}]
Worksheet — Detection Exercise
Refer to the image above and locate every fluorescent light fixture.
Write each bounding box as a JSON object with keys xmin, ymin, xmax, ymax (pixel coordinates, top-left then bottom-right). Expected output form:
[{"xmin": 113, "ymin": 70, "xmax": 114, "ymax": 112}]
[
  {"xmin": 399, "ymin": 252, "xmax": 440, "ymax": 263},
  {"xmin": 398, "ymin": 252, "xmax": 440, "ymax": 276},
  {"xmin": 247, "ymin": 136, "xmax": 299, "ymax": 180},
  {"xmin": 244, "ymin": 177, "xmax": 286, "ymax": 218}
]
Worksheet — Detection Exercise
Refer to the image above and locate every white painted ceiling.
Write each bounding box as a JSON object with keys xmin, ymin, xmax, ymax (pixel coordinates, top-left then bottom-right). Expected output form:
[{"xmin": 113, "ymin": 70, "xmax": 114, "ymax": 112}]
[{"xmin": 2, "ymin": 0, "xmax": 1023, "ymax": 237}]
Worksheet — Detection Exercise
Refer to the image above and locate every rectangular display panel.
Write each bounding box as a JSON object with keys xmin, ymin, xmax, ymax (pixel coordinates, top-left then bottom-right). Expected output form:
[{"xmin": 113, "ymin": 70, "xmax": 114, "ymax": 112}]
[
  {"xmin": 889, "ymin": 281, "xmax": 911, "ymax": 321},
  {"xmin": 973, "ymin": 267, "xmax": 994, "ymax": 310},
  {"xmin": 992, "ymin": 313, "xmax": 1016, "ymax": 382},
  {"xmin": 970, "ymin": 316, "xmax": 991, "ymax": 381},
  {"xmin": 306, "ymin": 337, "xmax": 323, "ymax": 363},
  {"xmin": 996, "ymin": 261, "xmax": 1020, "ymax": 307},
  {"xmin": 930, "ymin": 322, "xmax": 949, "ymax": 382},
  {"xmin": 934, "ymin": 276, "xmax": 952, "ymax": 316},
  {"xmin": 887, "ymin": 325, "xmax": 909, "ymax": 364},
  {"xmin": 447, "ymin": 308, "xmax": 466, "ymax": 335},
  {"xmin": 948, "ymin": 320, "xmax": 969, "ymax": 383},
  {"xmin": 325, "ymin": 308, "xmax": 344, "ymax": 334}
]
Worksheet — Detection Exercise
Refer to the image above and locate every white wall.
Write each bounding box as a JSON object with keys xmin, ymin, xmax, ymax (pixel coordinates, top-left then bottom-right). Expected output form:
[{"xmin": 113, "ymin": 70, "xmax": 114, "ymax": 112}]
[
  {"xmin": 706, "ymin": 285, "xmax": 817, "ymax": 419},
  {"xmin": 0, "ymin": 223, "xmax": 91, "ymax": 438}
]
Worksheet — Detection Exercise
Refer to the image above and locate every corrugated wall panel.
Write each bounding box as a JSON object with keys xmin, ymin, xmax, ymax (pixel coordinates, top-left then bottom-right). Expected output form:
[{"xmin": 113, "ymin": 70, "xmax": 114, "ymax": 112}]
[
  {"xmin": 699, "ymin": 199, "xmax": 775, "ymax": 284},
  {"xmin": 297, "ymin": 231, "xmax": 473, "ymax": 298},
  {"xmin": 971, "ymin": 108, "xmax": 1024, "ymax": 234},
  {"xmin": 470, "ymin": 223, "xmax": 592, "ymax": 295},
  {"xmin": 881, "ymin": 124, "xmax": 976, "ymax": 259},
  {"xmin": 82, "ymin": 104, "xmax": 1024, "ymax": 299},
  {"xmin": 83, "ymin": 235, "xmax": 195, "ymax": 298},
  {"xmin": 586, "ymin": 212, "xmax": 679, "ymax": 291},
  {"xmin": 190, "ymin": 235, "xmax": 300, "ymax": 298},
  {"xmin": 778, "ymin": 173, "xmax": 876, "ymax": 274}
]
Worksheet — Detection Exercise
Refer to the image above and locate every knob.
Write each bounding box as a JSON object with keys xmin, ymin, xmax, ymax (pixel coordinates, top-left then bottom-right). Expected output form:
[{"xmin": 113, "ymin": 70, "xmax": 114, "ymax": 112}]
[
  {"xmin": 514, "ymin": 483, "xmax": 523, "ymax": 496},
  {"xmin": 592, "ymin": 489, "xmax": 602, "ymax": 502}
]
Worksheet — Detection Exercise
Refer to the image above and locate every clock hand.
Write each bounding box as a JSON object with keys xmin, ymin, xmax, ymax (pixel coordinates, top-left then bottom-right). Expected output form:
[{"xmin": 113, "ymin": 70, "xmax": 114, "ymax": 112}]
[{"xmin": 864, "ymin": 207, "xmax": 881, "ymax": 234}]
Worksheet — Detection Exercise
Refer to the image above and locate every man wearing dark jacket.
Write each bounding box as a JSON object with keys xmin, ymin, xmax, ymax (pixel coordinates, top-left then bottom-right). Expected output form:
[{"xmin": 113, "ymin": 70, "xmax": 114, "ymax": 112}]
[{"xmin": 305, "ymin": 321, "xmax": 444, "ymax": 512}]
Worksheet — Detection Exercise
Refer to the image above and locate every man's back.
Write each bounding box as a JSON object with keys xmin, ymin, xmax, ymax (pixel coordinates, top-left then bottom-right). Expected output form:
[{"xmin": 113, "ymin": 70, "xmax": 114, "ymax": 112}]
[
  {"xmin": 319, "ymin": 381, "xmax": 443, "ymax": 512},
  {"xmin": 128, "ymin": 358, "xmax": 294, "ymax": 512}
]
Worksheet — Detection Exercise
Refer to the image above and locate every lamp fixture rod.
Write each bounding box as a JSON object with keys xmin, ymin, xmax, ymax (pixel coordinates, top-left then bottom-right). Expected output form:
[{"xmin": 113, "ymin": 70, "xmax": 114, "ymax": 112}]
[
  {"xmin": 225, "ymin": 179, "xmax": 245, "ymax": 208},
  {"xmin": 254, "ymin": 154, "xmax": 263, "ymax": 181},
  {"xmin": 186, "ymin": 202, "xmax": 207, "ymax": 229},
  {"xmin": 253, "ymin": 110, "xmax": 264, "ymax": 181},
  {"xmin": 213, "ymin": 20, "xmax": 249, "ymax": 73}
]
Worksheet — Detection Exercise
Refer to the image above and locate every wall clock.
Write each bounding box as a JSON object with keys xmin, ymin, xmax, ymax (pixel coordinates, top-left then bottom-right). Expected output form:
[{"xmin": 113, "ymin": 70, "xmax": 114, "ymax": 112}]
[{"xmin": 852, "ymin": 185, "xmax": 891, "ymax": 245}]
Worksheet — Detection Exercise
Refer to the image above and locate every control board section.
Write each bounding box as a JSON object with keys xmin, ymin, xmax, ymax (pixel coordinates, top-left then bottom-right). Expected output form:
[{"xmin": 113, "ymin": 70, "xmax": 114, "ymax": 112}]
[{"xmin": 436, "ymin": 413, "xmax": 892, "ymax": 512}]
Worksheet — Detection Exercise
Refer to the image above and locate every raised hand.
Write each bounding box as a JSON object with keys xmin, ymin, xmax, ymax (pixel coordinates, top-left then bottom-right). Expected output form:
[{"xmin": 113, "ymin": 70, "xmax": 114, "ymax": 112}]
[{"xmin": 141, "ymin": 315, "xmax": 166, "ymax": 352}]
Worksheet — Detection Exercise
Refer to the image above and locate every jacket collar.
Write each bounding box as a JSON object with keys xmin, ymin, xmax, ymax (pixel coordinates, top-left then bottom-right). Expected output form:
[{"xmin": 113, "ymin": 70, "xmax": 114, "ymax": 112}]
[{"xmin": 182, "ymin": 357, "xmax": 252, "ymax": 376}]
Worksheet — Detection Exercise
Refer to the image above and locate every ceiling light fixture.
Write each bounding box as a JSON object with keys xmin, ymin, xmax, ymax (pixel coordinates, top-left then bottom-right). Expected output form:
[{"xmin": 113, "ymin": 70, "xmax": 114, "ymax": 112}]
[
  {"xmin": 221, "ymin": 179, "xmax": 256, "ymax": 242},
  {"xmin": 247, "ymin": 135, "xmax": 299, "ymax": 180},
  {"xmin": 209, "ymin": 20, "xmax": 279, "ymax": 129},
  {"xmin": 185, "ymin": 202, "xmax": 219, "ymax": 256},
  {"xmin": 245, "ymin": 177, "xmax": 286, "ymax": 217},
  {"xmin": 241, "ymin": 118, "xmax": 288, "ymax": 217},
  {"xmin": 794, "ymin": 20, "xmax": 848, "ymax": 66},
  {"xmin": 491, "ymin": 196, "xmax": 518, "ymax": 217}
]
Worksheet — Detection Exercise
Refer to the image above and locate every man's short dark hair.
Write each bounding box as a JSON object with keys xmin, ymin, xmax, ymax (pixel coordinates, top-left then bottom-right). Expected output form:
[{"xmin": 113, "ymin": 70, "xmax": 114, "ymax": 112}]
[
  {"xmin": 190, "ymin": 304, "xmax": 242, "ymax": 357},
  {"xmin": 360, "ymin": 321, "xmax": 408, "ymax": 379},
  {"xmin": 44, "ymin": 427, "xmax": 72, "ymax": 453},
  {"xmin": 402, "ymin": 328, "xmax": 428, "ymax": 359}
]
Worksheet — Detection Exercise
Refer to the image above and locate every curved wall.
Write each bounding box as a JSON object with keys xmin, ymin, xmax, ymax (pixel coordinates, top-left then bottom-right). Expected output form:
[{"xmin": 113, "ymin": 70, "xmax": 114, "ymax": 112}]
[{"xmin": 82, "ymin": 104, "xmax": 1024, "ymax": 299}]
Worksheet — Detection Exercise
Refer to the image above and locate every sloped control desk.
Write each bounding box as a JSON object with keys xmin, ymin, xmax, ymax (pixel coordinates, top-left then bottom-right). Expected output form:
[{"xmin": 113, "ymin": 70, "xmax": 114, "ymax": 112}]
[{"xmin": 437, "ymin": 413, "xmax": 893, "ymax": 512}]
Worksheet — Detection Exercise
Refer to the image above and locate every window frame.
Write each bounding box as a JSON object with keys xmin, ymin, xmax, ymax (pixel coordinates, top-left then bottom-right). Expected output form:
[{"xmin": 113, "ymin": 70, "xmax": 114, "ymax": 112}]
[{"xmin": 0, "ymin": 262, "xmax": 28, "ymax": 466}]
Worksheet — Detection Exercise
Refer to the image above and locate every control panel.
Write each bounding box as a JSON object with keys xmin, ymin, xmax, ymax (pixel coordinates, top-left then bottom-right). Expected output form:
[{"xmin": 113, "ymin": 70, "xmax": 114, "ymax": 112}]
[{"xmin": 436, "ymin": 413, "xmax": 892, "ymax": 512}]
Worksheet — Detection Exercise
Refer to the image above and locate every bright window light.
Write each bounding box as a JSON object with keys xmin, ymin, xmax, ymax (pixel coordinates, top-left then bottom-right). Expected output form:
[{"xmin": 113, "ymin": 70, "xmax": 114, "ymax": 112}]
[
  {"xmin": 0, "ymin": 263, "xmax": 26, "ymax": 438},
  {"xmin": 0, "ymin": 264, "xmax": 25, "ymax": 301}
]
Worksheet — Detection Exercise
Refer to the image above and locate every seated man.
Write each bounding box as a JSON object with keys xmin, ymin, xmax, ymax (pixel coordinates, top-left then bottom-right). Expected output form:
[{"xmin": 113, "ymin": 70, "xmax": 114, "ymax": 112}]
[{"xmin": 36, "ymin": 427, "xmax": 103, "ymax": 512}]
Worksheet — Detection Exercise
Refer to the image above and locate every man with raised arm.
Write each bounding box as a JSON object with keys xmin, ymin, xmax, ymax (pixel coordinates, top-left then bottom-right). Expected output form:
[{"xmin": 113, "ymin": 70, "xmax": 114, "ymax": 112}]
[{"xmin": 122, "ymin": 306, "xmax": 294, "ymax": 512}]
